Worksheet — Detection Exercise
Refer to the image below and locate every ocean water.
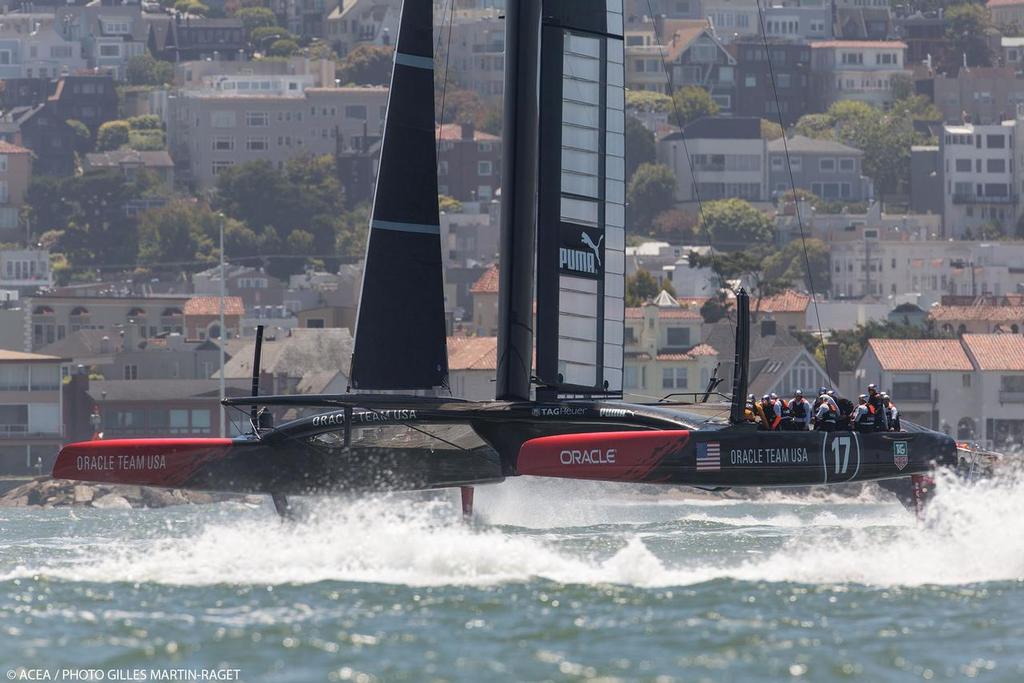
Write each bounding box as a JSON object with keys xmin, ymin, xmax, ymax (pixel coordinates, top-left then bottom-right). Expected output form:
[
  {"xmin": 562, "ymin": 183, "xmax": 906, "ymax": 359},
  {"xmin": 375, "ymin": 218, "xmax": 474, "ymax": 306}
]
[{"xmin": 1, "ymin": 473, "xmax": 1023, "ymax": 682}]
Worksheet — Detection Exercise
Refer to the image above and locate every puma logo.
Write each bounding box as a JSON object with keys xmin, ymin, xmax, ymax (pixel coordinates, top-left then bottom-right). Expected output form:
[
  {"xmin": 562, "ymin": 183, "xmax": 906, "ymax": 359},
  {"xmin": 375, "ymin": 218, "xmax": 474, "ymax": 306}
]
[{"xmin": 581, "ymin": 233, "xmax": 603, "ymax": 266}]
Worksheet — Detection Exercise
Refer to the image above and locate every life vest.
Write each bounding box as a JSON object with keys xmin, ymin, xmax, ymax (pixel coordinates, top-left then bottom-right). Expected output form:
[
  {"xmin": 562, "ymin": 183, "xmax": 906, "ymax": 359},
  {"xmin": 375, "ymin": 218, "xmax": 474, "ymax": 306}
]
[{"xmin": 792, "ymin": 398, "xmax": 809, "ymax": 419}]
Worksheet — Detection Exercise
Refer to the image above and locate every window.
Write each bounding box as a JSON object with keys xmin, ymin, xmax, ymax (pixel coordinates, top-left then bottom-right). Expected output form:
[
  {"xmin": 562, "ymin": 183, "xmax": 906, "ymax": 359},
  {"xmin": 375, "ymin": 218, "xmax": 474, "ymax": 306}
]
[
  {"xmin": 661, "ymin": 367, "xmax": 688, "ymax": 389},
  {"xmin": 103, "ymin": 20, "xmax": 130, "ymax": 34},
  {"xmin": 819, "ymin": 158, "xmax": 835, "ymax": 172},
  {"xmin": 955, "ymin": 158, "xmax": 972, "ymax": 172},
  {"xmin": 744, "ymin": 75, "xmax": 757, "ymax": 87},
  {"xmin": 987, "ymin": 134, "xmax": 1006, "ymax": 149},
  {"xmin": 211, "ymin": 111, "xmax": 236, "ymax": 128},
  {"xmin": 0, "ymin": 51, "xmax": 11, "ymax": 65},
  {"xmin": 212, "ymin": 137, "xmax": 234, "ymax": 151},
  {"xmin": 246, "ymin": 137, "xmax": 268, "ymax": 151},
  {"xmin": 51, "ymin": 46, "xmax": 72, "ymax": 59},
  {"xmin": 344, "ymin": 105, "xmax": 367, "ymax": 119},
  {"xmin": 99, "ymin": 44, "xmax": 121, "ymax": 58},
  {"xmin": 246, "ymin": 111, "xmax": 269, "ymax": 127},
  {"xmin": 987, "ymin": 158, "xmax": 1006, "ymax": 173},
  {"xmin": 0, "ymin": 155, "xmax": 7, "ymax": 173},
  {"xmin": 624, "ymin": 365, "xmax": 639, "ymax": 389},
  {"xmin": 838, "ymin": 158, "xmax": 855, "ymax": 172},
  {"xmin": 478, "ymin": 161, "xmax": 492, "ymax": 176},
  {"xmin": 211, "ymin": 160, "xmax": 234, "ymax": 176},
  {"xmin": 191, "ymin": 410, "xmax": 211, "ymax": 433},
  {"xmin": 666, "ymin": 327, "xmax": 691, "ymax": 348},
  {"xmin": 123, "ymin": 365, "xmax": 138, "ymax": 380}
]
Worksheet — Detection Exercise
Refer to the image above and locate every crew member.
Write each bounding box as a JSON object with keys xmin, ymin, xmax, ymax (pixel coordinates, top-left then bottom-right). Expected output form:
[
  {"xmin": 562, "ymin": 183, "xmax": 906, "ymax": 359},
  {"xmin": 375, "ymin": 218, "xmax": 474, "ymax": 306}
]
[
  {"xmin": 882, "ymin": 393, "xmax": 900, "ymax": 432},
  {"xmin": 867, "ymin": 383, "xmax": 889, "ymax": 431},
  {"xmin": 852, "ymin": 394, "xmax": 876, "ymax": 433},
  {"xmin": 790, "ymin": 389, "xmax": 812, "ymax": 431},
  {"xmin": 814, "ymin": 395, "xmax": 839, "ymax": 432},
  {"xmin": 744, "ymin": 393, "xmax": 758, "ymax": 423},
  {"xmin": 762, "ymin": 394, "xmax": 783, "ymax": 431}
]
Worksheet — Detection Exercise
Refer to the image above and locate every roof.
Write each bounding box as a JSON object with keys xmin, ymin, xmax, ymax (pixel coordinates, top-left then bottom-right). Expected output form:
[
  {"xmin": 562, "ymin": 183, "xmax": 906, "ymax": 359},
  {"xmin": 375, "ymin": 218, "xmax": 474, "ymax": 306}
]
[
  {"xmin": 88, "ymin": 378, "xmax": 251, "ymax": 402},
  {"xmin": 0, "ymin": 140, "xmax": 31, "ymax": 155},
  {"xmin": 0, "ymin": 349, "xmax": 65, "ymax": 363},
  {"xmin": 38, "ymin": 329, "xmax": 120, "ymax": 359},
  {"xmin": 755, "ymin": 291, "xmax": 811, "ymax": 314},
  {"xmin": 767, "ymin": 135, "xmax": 863, "ymax": 156},
  {"xmin": 448, "ymin": 336, "xmax": 497, "ymax": 371},
  {"xmin": 929, "ymin": 304, "xmax": 1024, "ymax": 323},
  {"xmin": 84, "ymin": 150, "xmax": 174, "ymax": 168},
  {"xmin": 217, "ymin": 328, "xmax": 354, "ymax": 380},
  {"xmin": 660, "ymin": 19, "xmax": 713, "ymax": 63},
  {"xmin": 702, "ymin": 320, "xmax": 825, "ymax": 396},
  {"xmin": 184, "ymin": 296, "xmax": 245, "ymax": 316},
  {"xmin": 666, "ymin": 116, "xmax": 762, "ymax": 141},
  {"xmin": 436, "ymin": 123, "xmax": 500, "ymax": 142},
  {"xmin": 656, "ymin": 344, "xmax": 717, "ymax": 361},
  {"xmin": 989, "ymin": 0, "xmax": 1024, "ymax": 8},
  {"xmin": 470, "ymin": 264, "xmax": 499, "ymax": 294},
  {"xmin": 811, "ymin": 40, "xmax": 908, "ymax": 49},
  {"xmin": 866, "ymin": 339, "xmax": 973, "ymax": 372},
  {"xmin": 962, "ymin": 334, "xmax": 1024, "ymax": 371}
]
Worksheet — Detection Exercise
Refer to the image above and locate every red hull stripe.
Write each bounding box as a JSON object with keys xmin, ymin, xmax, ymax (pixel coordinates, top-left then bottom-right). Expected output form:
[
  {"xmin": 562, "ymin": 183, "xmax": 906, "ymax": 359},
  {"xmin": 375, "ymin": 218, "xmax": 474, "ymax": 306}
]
[
  {"xmin": 517, "ymin": 430, "xmax": 691, "ymax": 482},
  {"xmin": 53, "ymin": 438, "xmax": 235, "ymax": 488}
]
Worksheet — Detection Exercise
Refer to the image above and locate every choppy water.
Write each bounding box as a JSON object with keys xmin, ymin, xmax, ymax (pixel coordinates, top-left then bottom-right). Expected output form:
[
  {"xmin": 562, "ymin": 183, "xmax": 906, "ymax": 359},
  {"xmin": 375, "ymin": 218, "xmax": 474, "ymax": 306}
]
[{"xmin": 1, "ymin": 473, "xmax": 1023, "ymax": 682}]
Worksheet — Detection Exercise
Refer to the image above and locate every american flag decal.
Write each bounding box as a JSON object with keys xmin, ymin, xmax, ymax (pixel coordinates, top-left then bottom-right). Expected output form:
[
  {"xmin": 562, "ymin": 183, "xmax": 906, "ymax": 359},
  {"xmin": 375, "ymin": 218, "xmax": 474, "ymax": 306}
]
[{"xmin": 696, "ymin": 441, "xmax": 721, "ymax": 471}]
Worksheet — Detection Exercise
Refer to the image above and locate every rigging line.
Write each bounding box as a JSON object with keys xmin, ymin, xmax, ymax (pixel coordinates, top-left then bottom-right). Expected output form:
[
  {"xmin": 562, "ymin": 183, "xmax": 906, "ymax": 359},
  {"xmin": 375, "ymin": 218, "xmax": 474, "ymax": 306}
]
[
  {"xmin": 644, "ymin": 1, "xmax": 723, "ymax": 291},
  {"xmin": 753, "ymin": 0, "xmax": 833, "ymax": 384},
  {"xmin": 435, "ymin": 0, "xmax": 457, "ymax": 159}
]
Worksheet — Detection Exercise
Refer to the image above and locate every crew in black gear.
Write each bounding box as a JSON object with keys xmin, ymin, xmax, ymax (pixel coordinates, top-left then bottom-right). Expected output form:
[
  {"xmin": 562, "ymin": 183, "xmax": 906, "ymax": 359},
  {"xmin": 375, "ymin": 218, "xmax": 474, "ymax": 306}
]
[
  {"xmin": 852, "ymin": 394, "xmax": 876, "ymax": 433},
  {"xmin": 867, "ymin": 384, "xmax": 889, "ymax": 431},
  {"xmin": 790, "ymin": 390, "xmax": 811, "ymax": 431}
]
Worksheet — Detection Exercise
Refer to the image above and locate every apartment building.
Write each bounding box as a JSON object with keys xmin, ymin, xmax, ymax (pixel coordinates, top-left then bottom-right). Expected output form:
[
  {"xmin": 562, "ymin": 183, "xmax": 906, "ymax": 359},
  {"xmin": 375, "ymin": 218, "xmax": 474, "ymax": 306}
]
[
  {"xmin": 624, "ymin": 18, "xmax": 734, "ymax": 105},
  {"xmin": 810, "ymin": 40, "xmax": 908, "ymax": 109},
  {"xmin": 436, "ymin": 123, "xmax": 502, "ymax": 201},
  {"xmin": 0, "ymin": 142, "xmax": 32, "ymax": 239},
  {"xmin": 987, "ymin": 0, "xmax": 1024, "ymax": 29},
  {"xmin": 929, "ymin": 296, "xmax": 1024, "ymax": 335},
  {"xmin": 828, "ymin": 226, "xmax": 1024, "ymax": 305},
  {"xmin": 0, "ymin": 249, "xmax": 51, "ymax": 292},
  {"xmin": 324, "ymin": 0, "xmax": 401, "ymax": 57},
  {"xmin": 930, "ymin": 67, "xmax": 1024, "ymax": 126},
  {"xmin": 658, "ymin": 116, "xmax": 768, "ymax": 206},
  {"xmin": 768, "ymin": 135, "xmax": 873, "ymax": 202},
  {"xmin": 941, "ymin": 118, "xmax": 1023, "ymax": 237},
  {"xmin": 855, "ymin": 335, "xmax": 1024, "ymax": 449},
  {"xmin": 25, "ymin": 294, "xmax": 191, "ymax": 350},
  {"xmin": 165, "ymin": 72, "xmax": 388, "ymax": 188},
  {"xmin": 446, "ymin": 12, "xmax": 506, "ymax": 102},
  {"xmin": 731, "ymin": 38, "xmax": 813, "ymax": 125},
  {"xmin": 0, "ymin": 14, "xmax": 87, "ymax": 81},
  {"xmin": 0, "ymin": 349, "xmax": 66, "ymax": 475}
]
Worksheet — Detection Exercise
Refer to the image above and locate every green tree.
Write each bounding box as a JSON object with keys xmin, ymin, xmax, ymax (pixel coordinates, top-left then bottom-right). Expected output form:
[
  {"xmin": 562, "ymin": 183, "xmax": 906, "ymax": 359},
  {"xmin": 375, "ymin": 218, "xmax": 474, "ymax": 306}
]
[
  {"xmin": 651, "ymin": 208, "xmax": 697, "ymax": 241},
  {"xmin": 438, "ymin": 195, "xmax": 463, "ymax": 213},
  {"xmin": 762, "ymin": 238, "xmax": 831, "ymax": 293},
  {"xmin": 335, "ymin": 203, "xmax": 370, "ymax": 258},
  {"xmin": 215, "ymin": 160, "xmax": 295, "ymax": 232},
  {"xmin": 127, "ymin": 115, "xmax": 162, "ymax": 130},
  {"xmin": 625, "ymin": 269, "xmax": 674, "ymax": 306},
  {"xmin": 699, "ymin": 198, "xmax": 775, "ymax": 249},
  {"xmin": 761, "ymin": 119, "xmax": 784, "ymax": 140},
  {"xmin": 65, "ymin": 119, "xmax": 92, "ymax": 154},
  {"xmin": 944, "ymin": 3, "xmax": 994, "ymax": 72},
  {"xmin": 126, "ymin": 53, "xmax": 174, "ymax": 86},
  {"xmin": 700, "ymin": 293, "xmax": 730, "ymax": 323},
  {"xmin": 235, "ymin": 7, "xmax": 277, "ymax": 33},
  {"xmin": 626, "ymin": 163, "xmax": 676, "ymax": 234},
  {"xmin": 689, "ymin": 247, "xmax": 788, "ymax": 319},
  {"xmin": 625, "ymin": 90, "xmax": 673, "ymax": 112},
  {"xmin": 625, "ymin": 115, "xmax": 656, "ymax": 182},
  {"xmin": 25, "ymin": 177, "xmax": 72, "ymax": 236},
  {"xmin": 671, "ymin": 86, "xmax": 719, "ymax": 127},
  {"xmin": 793, "ymin": 113, "xmax": 835, "ymax": 139},
  {"xmin": 97, "ymin": 120, "xmax": 130, "ymax": 151},
  {"xmin": 268, "ymin": 38, "xmax": 299, "ymax": 57},
  {"xmin": 137, "ymin": 201, "xmax": 218, "ymax": 269},
  {"xmin": 250, "ymin": 26, "xmax": 295, "ymax": 48},
  {"xmin": 336, "ymin": 44, "xmax": 394, "ymax": 86}
]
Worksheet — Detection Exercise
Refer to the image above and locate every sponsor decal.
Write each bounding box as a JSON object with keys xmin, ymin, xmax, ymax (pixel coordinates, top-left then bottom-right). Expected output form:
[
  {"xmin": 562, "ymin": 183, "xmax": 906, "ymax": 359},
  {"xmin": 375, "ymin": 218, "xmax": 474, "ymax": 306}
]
[
  {"xmin": 558, "ymin": 224, "xmax": 604, "ymax": 279},
  {"xmin": 696, "ymin": 441, "xmax": 721, "ymax": 471},
  {"xmin": 312, "ymin": 410, "xmax": 417, "ymax": 427},
  {"xmin": 730, "ymin": 447, "xmax": 810, "ymax": 466},
  {"xmin": 599, "ymin": 408, "xmax": 635, "ymax": 419},
  {"xmin": 559, "ymin": 448, "xmax": 617, "ymax": 465},
  {"xmin": 531, "ymin": 406, "xmax": 587, "ymax": 417},
  {"xmin": 893, "ymin": 440, "xmax": 909, "ymax": 471},
  {"xmin": 76, "ymin": 454, "xmax": 167, "ymax": 471}
]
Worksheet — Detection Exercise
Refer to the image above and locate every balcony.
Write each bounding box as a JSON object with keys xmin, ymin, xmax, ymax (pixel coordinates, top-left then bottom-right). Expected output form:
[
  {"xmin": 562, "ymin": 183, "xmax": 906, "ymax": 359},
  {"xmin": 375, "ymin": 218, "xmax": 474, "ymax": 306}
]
[
  {"xmin": 0, "ymin": 424, "xmax": 61, "ymax": 437},
  {"xmin": 999, "ymin": 391, "xmax": 1024, "ymax": 403},
  {"xmin": 952, "ymin": 193, "xmax": 1018, "ymax": 205}
]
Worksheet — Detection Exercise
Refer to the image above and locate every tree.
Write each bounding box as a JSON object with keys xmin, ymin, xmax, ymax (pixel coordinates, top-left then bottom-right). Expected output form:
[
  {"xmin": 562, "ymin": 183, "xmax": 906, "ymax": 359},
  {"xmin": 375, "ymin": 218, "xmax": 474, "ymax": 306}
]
[
  {"xmin": 66, "ymin": 119, "xmax": 92, "ymax": 155},
  {"xmin": 336, "ymin": 44, "xmax": 394, "ymax": 86},
  {"xmin": 625, "ymin": 115, "xmax": 656, "ymax": 182},
  {"xmin": 126, "ymin": 53, "xmax": 174, "ymax": 86},
  {"xmin": 438, "ymin": 195, "xmax": 463, "ymax": 213},
  {"xmin": 96, "ymin": 120, "xmax": 130, "ymax": 151},
  {"xmin": 689, "ymin": 247, "xmax": 788, "ymax": 318},
  {"xmin": 671, "ymin": 86, "xmax": 719, "ymax": 127},
  {"xmin": 651, "ymin": 208, "xmax": 697, "ymax": 241},
  {"xmin": 760, "ymin": 119, "xmax": 784, "ymax": 141},
  {"xmin": 944, "ymin": 3, "xmax": 994, "ymax": 72},
  {"xmin": 762, "ymin": 238, "xmax": 831, "ymax": 293},
  {"xmin": 625, "ymin": 90, "xmax": 673, "ymax": 113},
  {"xmin": 137, "ymin": 201, "xmax": 217, "ymax": 269},
  {"xmin": 215, "ymin": 160, "xmax": 295, "ymax": 233},
  {"xmin": 235, "ymin": 7, "xmax": 277, "ymax": 33},
  {"xmin": 250, "ymin": 26, "xmax": 295, "ymax": 48},
  {"xmin": 700, "ymin": 293, "xmax": 730, "ymax": 323},
  {"xmin": 625, "ymin": 269, "xmax": 673, "ymax": 306},
  {"xmin": 699, "ymin": 198, "xmax": 775, "ymax": 249},
  {"xmin": 793, "ymin": 113, "xmax": 835, "ymax": 139},
  {"xmin": 824, "ymin": 320, "xmax": 952, "ymax": 371},
  {"xmin": 627, "ymin": 163, "xmax": 676, "ymax": 234},
  {"xmin": 268, "ymin": 38, "xmax": 299, "ymax": 57}
]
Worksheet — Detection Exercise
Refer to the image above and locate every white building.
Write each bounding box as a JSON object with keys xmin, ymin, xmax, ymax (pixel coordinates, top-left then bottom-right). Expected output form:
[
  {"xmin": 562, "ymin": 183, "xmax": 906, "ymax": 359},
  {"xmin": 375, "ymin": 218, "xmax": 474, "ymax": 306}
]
[
  {"xmin": 0, "ymin": 349, "xmax": 65, "ymax": 475},
  {"xmin": 0, "ymin": 250, "xmax": 52, "ymax": 291},
  {"xmin": 446, "ymin": 10, "xmax": 506, "ymax": 102},
  {"xmin": 941, "ymin": 117, "xmax": 1024, "ymax": 238},
  {"xmin": 0, "ymin": 14, "xmax": 87, "ymax": 80},
  {"xmin": 854, "ymin": 335, "xmax": 1024, "ymax": 450},
  {"xmin": 810, "ymin": 40, "xmax": 908, "ymax": 109}
]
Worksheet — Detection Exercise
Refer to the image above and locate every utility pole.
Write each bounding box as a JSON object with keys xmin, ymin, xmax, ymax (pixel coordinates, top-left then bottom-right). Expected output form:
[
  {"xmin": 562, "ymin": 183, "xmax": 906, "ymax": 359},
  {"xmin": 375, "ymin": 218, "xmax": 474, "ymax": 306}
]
[{"xmin": 219, "ymin": 214, "xmax": 226, "ymax": 438}]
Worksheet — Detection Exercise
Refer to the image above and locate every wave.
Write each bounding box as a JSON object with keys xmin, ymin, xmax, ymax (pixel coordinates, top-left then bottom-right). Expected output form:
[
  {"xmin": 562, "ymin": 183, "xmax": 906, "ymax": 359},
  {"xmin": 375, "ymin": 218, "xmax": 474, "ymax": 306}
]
[{"xmin": 3, "ymin": 471, "xmax": 1022, "ymax": 589}]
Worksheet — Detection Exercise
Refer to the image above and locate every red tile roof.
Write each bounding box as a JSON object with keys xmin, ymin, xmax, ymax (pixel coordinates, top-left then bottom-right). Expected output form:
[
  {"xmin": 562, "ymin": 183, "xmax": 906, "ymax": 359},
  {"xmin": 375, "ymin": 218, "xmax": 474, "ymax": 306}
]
[
  {"xmin": 656, "ymin": 344, "xmax": 717, "ymax": 361},
  {"xmin": 929, "ymin": 304, "xmax": 1024, "ymax": 323},
  {"xmin": 867, "ymin": 339, "xmax": 973, "ymax": 371},
  {"xmin": 811, "ymin": 40, "xmax": 908, "ymax": 49},
  {"xmin": 470, "ymin": 264, "xmax": 499, "ymax": 294},
  {"xmin": 447, "ymin": 336, "xmax": 497, "ymax": 371},
  {"xmin": 962, "ymin": 334, "xmax": 1024, "ymax": 371},
  {"xmin": 755, "ymin": 290, "xmax": 811, "ymax": 314},
  {"xmin": 184, "ymin": 296, "xmax": 245, "ymax": 316},
  {"xmin": 661, "ymin": 19, "xmax": 713, "ymax": 63},
  {"xmin": 436, "ymin": 123, "xmax": 500, "ymax": 142},
  {"xmin": 989, "ymin": 0, "xmax": 1024, "ymax": 7},
  {"xmin": 0, "ymin": 140, "xmax": 31, "ymax": 155}
]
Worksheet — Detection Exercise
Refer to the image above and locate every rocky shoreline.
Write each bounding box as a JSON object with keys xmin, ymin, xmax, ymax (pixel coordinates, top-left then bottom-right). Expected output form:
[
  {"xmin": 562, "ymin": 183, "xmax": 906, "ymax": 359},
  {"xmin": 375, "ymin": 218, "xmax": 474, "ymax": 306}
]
[{"xmin": 0, "ymin": 477, "xmax": 263, "ymax": 509}]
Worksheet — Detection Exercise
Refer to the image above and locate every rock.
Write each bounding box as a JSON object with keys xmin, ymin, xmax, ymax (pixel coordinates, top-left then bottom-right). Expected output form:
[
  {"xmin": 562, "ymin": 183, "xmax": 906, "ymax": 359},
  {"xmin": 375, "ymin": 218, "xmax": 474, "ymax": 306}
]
[
  {"xmin": 140, "ymin": 488, "xmax": 188, "ymax": 508},
  {"xmin": 73, "ymin": 485, "xmax": 95, "ymax": 504},
  {"xmin": 92, "ymin": 494, "xmax": 132, "ymax": 510}
]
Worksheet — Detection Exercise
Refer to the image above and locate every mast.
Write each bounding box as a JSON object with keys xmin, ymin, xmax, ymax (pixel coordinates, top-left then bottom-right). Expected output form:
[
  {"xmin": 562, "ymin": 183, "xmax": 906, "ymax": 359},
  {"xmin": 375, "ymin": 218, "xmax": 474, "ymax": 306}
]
[
  {"xmin": 729, "ymin": 289, "xmax": 751, "ymax": 424},
  {"xmin": 495, "ymin": 0, "xmax": 542, "ymax": 402}
]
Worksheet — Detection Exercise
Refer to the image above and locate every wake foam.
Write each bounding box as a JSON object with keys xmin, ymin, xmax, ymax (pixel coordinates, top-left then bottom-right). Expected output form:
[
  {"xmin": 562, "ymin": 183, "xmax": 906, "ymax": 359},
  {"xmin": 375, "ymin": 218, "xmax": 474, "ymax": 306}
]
[{"xmin": 4, "ymin": 471, "xmax": 1023, "ymax": 588}]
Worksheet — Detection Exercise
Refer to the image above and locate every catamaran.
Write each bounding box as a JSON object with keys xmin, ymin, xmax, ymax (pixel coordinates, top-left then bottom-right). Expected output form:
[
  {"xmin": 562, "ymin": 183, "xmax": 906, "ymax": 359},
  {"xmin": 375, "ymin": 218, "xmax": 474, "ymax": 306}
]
[{"xmin": 52, "ymin": 0, "xmax": 956, "ymax": 517}]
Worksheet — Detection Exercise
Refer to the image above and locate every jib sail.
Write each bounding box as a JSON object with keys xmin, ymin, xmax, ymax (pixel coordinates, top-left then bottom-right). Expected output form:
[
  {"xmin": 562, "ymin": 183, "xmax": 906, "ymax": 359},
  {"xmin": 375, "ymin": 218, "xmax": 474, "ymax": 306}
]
[
  {"xmin": 535, "ymin": 1, "xmax": 626, "ymax": 395},
  {"xmin": 351, "ymin": 0, "xmax": 448, "ymax": 390}
]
